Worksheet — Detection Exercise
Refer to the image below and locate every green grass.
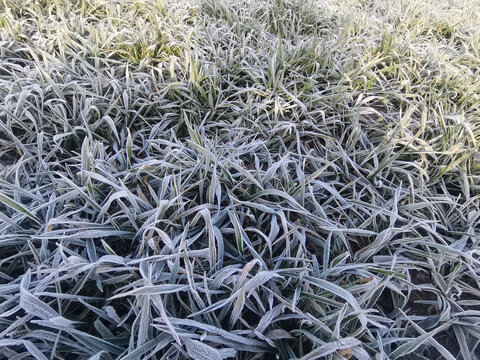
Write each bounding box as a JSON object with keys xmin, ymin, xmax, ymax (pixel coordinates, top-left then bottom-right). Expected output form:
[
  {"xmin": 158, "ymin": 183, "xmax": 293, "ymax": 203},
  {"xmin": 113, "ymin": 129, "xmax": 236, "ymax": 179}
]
[{"xmin": 0, "ymin": 0, "xmax": 479, "ymax": 359}]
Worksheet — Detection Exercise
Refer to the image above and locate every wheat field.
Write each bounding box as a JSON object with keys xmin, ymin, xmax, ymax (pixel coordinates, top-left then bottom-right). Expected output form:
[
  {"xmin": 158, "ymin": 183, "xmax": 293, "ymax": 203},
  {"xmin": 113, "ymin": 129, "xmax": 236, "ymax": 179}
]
[{"xmin": 0, "ymin": 0, "xmax": 479, "ymax": 359}]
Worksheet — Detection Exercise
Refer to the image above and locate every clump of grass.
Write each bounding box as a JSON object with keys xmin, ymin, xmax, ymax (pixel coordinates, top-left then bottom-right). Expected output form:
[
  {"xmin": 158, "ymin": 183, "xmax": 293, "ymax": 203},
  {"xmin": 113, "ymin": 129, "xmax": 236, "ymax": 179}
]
[
  {"xmin": 107, "ymin": 39, "xmax": 183, "ymax": 64},
  {"xmin": 0, "ymin": 0, "xmax": 479, "ymax": 359}
]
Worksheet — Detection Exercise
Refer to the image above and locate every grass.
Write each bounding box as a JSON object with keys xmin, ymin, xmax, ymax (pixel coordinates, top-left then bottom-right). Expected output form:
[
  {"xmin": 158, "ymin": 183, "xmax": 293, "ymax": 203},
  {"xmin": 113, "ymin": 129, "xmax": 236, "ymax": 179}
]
[{"xmin": 0, "ymin": 0, "xmax": 479, "ymax": 359}]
